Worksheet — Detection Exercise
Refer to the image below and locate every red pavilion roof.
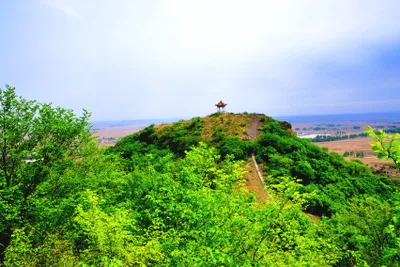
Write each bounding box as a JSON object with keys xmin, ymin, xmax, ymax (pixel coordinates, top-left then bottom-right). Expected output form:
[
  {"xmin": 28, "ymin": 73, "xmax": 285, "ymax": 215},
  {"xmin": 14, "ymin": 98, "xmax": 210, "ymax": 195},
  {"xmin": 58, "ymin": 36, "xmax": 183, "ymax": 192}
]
[{"xmin": 215, "ymin": 100, "xmax": 227, "ymax": 107}]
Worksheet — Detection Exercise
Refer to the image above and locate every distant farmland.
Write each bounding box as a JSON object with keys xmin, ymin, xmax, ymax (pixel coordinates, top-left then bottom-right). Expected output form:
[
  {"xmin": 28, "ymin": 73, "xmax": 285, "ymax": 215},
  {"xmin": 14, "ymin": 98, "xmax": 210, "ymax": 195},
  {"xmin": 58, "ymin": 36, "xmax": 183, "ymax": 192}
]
[{"xmin": 315, "ymin": 137, "xmax": 399, "ymax": 180}]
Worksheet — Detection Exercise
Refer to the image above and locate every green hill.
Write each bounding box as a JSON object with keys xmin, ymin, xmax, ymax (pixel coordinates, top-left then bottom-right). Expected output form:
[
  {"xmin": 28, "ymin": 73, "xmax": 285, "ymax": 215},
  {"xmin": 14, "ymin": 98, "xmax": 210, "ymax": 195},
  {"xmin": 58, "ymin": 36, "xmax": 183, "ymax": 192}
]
[
  {"xmin": 104, "ymin": 112, "xmax": 399, "ymax": 265},
  {"xmin": 2, "ymin": 86, "xmax": 400, "ymax": 267},
  {"xmin": 110, "ymin": 112, "xmax": 292, "ymax": 159},
  {"xmin": 111, "ymin": 112, "xmax": 393, "ymax": 216}
]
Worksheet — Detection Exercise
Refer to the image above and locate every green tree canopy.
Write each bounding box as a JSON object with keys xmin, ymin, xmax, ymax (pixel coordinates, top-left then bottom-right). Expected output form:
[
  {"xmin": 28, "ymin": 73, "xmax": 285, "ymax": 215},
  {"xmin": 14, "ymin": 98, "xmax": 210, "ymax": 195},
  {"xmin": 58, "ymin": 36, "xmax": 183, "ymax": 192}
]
[{"xmin": 0, "ymin": 85, "xmax": 94, "ymax": 260}]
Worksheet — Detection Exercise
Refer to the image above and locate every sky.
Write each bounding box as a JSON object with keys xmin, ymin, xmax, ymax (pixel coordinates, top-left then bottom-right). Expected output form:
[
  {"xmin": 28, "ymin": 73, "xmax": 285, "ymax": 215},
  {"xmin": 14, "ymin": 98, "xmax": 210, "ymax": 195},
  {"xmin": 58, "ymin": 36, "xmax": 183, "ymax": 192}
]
[{"xmin": 1, "ymin": 0, "xmax": 400, "ymax": 121}]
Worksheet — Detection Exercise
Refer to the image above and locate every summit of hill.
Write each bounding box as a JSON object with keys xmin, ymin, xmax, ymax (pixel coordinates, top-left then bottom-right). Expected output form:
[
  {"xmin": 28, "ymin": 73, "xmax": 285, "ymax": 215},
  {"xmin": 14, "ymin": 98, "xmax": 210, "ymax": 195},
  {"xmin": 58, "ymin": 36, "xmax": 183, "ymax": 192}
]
[{"xmin": 155, "ymin": 112, "xmax": 292, "ymax": 141}]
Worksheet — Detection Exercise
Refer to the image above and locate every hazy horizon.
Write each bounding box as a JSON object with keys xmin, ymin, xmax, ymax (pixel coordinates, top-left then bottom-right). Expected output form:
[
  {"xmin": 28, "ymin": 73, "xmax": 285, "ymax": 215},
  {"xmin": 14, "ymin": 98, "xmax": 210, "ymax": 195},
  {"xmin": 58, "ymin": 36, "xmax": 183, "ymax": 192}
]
[
  {"xmin": 92, "ymin": 111, "xmax": 400, "ymax": 127},
  {"xmin": 1, "ymin": 1, "xmax": 400, "ymax": 120}
]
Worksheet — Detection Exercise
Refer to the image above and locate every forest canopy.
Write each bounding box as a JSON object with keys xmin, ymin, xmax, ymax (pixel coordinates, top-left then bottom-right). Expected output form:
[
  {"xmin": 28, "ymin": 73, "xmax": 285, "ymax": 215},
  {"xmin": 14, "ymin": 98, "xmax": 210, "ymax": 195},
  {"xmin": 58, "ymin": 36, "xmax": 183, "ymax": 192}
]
[{"xmin": 1, "ymin": 85, "xmax": 400, "ymax": 266}]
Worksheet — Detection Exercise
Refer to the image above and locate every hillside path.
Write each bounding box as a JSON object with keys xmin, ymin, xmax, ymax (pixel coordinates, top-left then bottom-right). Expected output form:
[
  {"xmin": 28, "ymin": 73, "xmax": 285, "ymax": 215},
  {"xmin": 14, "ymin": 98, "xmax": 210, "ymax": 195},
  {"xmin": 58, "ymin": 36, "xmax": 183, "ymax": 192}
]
[
  {"xmin": 244, "ymin": 115, "xmax": 269, "ymax": 200},
  {"xmin": 246, "ymin": 114, "xmax": 263, "ymax": 140}
]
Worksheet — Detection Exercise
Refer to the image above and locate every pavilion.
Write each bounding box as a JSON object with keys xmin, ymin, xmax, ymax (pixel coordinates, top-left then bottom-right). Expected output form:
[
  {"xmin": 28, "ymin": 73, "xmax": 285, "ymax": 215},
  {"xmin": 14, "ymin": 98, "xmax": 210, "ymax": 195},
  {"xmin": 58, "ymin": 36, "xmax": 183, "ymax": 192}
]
[{"xmin": 215, "ymin": 100, "xmax": 227, "ymax": 113}]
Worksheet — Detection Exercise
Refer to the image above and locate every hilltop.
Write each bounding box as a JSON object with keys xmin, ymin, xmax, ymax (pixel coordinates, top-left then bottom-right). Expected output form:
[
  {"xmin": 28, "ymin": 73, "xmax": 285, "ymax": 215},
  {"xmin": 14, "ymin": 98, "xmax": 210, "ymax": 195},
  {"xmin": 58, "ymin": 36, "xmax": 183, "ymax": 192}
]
[
  {"xmin": 155, "ymin": 112, "xmax": 282, "ymax": 140},
  {"xmin": 154, "ymin": 112, "xmax": 282, "ymax": 201},
  {"xmin": 111, "ymin": 112, "xmax": 292, "ymax": 158}
]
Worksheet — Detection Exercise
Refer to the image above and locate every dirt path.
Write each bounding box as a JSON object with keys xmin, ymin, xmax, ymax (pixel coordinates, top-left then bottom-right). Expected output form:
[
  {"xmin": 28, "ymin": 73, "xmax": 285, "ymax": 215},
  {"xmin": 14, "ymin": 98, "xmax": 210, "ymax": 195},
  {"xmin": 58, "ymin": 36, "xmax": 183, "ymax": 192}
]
[
  {"xmin": 246, "ymin": 114, "xmax": 263, "ymax": 140},
  {"xmin": 243, "ymin": 115, "xmax": 269, "ymax": 201},
  {"xmin": 251, "ymin": 153, "xmax": 265, "ymax": 182},
  {"xmin": 243, "ymin": 159, "xmax": 269, "ymax": 202}
]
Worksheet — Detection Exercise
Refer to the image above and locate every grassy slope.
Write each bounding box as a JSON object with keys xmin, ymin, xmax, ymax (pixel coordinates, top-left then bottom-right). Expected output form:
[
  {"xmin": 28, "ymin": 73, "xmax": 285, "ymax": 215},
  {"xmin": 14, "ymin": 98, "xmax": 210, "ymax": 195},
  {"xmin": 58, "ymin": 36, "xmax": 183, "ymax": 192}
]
[
  {"xmin": 155, "ymin": 112, "xmax": 276, "ymax": 141},
  {"xmin": 156, "ymin": 113, "xmax": 249, "ymax": 139},
  {"xmin": 155, "ymin": 113, "xmax": 276, "ymax": 201}
]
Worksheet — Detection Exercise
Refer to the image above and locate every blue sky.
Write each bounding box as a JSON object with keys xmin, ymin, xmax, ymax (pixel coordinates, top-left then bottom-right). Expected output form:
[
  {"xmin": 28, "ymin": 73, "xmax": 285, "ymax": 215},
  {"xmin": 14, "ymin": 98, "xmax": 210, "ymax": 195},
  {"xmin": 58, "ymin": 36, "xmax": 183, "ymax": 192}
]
[{"xmin": 1, "ymin": 1, "xmax": 399, "ymax": 120}]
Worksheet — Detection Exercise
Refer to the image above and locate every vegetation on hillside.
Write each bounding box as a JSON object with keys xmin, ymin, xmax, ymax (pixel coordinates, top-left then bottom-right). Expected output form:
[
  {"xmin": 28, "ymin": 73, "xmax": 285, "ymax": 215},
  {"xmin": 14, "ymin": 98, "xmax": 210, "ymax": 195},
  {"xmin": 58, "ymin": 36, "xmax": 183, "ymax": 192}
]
[
  {"xmin": 311, "ymin": 133, "xmax": 368, "ymax": 142},
  {"xmin": 1, "ymin": 86, "xmax": 400, "ymax": 266},
  {"xmin": 109, "ymin": 112, "xmax": 268, "ymax": 160},
  {"xmin": 364, "ymin": 126, "xmax": 400, "ymax": 263}
]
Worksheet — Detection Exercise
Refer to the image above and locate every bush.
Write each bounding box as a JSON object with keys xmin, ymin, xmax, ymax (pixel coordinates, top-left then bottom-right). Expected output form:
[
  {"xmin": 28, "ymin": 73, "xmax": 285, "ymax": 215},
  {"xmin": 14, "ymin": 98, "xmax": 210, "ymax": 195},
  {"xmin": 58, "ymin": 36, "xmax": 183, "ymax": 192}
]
[{"xmin": 220, "ymin": 137, "xmax": 255, "ymax": 160}]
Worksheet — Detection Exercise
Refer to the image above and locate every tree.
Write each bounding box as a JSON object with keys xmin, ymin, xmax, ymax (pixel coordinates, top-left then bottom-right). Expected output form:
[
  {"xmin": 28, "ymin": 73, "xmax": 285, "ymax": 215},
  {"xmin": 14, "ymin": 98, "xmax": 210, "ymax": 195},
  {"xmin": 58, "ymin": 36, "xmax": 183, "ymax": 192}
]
[
  {"xmin": 0, "ymin": 85, "xmax": 94, "ymax": 259},
  {"xmin": 355, "ymin": 152, "xmax": 364, "ymax": 158},
  {"xmin": 0, "ymin": 85, "xmax": 39, "ymax": 188},
  {"xmin": 365, "ymin": 126, "xmax": 400, "ymax": 265},
  {"xmin": 0, "ymin": 85, "xmax": 93, "ymax": 193},
  {"xmin": 329, "ymin": 197, "xmax": 393, "ymax": 266},
  {"xmin": 365, "ymin": 126, "xmax": 400, "ymax": 168}
]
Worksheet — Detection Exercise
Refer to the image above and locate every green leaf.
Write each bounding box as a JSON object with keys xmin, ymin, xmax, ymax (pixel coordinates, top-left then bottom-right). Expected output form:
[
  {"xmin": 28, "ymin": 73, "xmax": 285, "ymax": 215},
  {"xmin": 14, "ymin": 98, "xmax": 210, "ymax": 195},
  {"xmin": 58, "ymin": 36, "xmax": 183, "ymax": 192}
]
[{"xmin": 377, "ymin": 152, "xmax": 387, "ymax": 160}]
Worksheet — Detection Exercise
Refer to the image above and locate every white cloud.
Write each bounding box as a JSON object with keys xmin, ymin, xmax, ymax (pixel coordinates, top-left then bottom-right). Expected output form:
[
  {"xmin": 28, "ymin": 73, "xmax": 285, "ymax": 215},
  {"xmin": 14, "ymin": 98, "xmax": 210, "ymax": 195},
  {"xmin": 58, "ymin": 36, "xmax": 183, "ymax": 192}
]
[
  {"xmin": 8, "ymin": 0, "xmax": 400, "ymax": 119},
  {"xmin": 42, "ymin": 0, "xmax": 80, "ymax": 18},
  {"xmin": 122, "ymin": 0, "xmax": 400, "ymax": 66}
]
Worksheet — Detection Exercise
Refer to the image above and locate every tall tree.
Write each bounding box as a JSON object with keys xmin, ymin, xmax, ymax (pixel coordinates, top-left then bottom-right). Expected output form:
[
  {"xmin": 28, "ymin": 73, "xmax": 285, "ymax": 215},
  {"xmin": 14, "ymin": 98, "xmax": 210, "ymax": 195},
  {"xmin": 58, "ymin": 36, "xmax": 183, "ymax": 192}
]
[
  {"xmin": 0, "ymin": 85, "xmax": 93, "ymax": 193},
  {"xmin": 0, "ymin": 85, "xmax": 94, "ymax": 259}
]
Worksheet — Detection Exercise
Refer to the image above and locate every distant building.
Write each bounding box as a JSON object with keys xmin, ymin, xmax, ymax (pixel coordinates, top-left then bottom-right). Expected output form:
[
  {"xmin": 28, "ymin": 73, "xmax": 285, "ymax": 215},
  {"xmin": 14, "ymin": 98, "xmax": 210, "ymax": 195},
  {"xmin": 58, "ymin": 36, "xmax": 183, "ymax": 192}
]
[
  {"xmin": 298, "ymin": 133, "xmax": 332, "ymax": 139},
  {"xmin": 215, "ymin": 100, "xmax": 227, "ymax": 113}
]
